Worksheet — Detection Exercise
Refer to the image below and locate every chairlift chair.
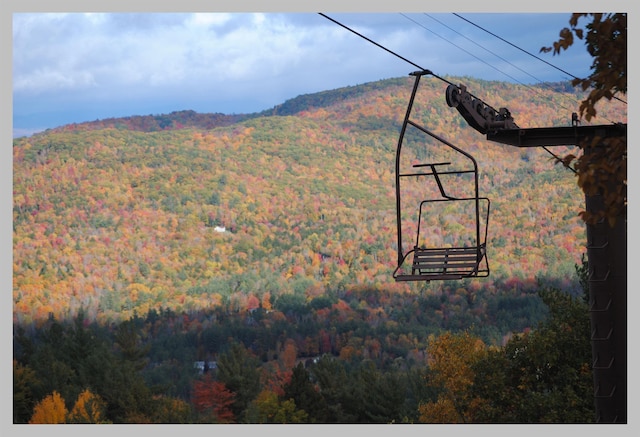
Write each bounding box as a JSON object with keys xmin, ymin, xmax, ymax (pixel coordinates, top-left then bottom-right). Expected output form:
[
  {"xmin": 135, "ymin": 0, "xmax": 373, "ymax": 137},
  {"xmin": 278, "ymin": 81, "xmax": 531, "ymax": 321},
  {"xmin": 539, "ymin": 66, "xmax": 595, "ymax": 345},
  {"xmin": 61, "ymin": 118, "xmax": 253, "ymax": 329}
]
[{"xmin": 393, "ymin": 71, "xmax": 490, "ymax": 282}]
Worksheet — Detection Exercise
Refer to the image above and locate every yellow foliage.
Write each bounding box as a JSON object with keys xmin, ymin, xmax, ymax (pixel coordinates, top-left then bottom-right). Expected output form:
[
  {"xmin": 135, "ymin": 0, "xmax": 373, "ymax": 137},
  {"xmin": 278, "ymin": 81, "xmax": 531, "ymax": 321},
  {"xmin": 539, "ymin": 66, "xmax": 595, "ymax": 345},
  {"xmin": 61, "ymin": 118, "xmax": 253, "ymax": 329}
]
[
  {"xmin": 29, "ymin": 391, "xmax": 67, "ymax": 424},
  {"xmin": 427, "ymin": 331, "xmax": 486, "ymax": 393},
  {"xmin": 68, "ymin": 389, "xmax": 108, "ymax": 424},
  {"xmin": 210, "ymin": 293, "xmax": 223, "ymax": 307},
  {"xmin": 254, "ymin": 389, "xmax": 280, "ymax": 423},
  {"xmin": 127, "ymin": 283, "xmax": 151, "ymax": 303},
  {"xmin": 424, "ymin": 331, "xmax": 487, "ymax": 423},
  {"xmin": 253, "ymin": 389, "xmax": 308, "ymax": 424}
]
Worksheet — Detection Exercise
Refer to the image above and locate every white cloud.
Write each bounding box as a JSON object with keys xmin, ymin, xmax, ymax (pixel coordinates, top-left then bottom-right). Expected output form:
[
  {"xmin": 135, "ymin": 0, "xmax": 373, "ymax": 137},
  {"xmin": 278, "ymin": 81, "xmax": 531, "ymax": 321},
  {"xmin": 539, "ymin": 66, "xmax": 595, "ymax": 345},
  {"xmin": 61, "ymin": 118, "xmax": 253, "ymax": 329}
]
[
  {"xmin": 14, "ymin": 13, "xmax": 328, "ymax": 96},
  {"xmin": 189, "ymin": 12, "xmax": 232, "ymax": 27},
  {"xmin": 12, "ymin": 11, "xmax": 600, "ymax": 134},
  {"xmin": 13, "ymin": 68, "xmax": 97, "ymax": 93}
]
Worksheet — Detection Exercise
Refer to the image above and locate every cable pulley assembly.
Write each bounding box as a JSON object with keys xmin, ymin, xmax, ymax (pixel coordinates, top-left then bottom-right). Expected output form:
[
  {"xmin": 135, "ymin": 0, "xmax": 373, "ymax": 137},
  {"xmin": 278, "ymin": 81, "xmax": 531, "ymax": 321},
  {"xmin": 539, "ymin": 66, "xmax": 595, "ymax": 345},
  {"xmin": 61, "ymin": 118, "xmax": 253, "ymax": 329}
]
[{"xmin": 445, "ymin": 84, "xmax": 518, "ymax": 134}]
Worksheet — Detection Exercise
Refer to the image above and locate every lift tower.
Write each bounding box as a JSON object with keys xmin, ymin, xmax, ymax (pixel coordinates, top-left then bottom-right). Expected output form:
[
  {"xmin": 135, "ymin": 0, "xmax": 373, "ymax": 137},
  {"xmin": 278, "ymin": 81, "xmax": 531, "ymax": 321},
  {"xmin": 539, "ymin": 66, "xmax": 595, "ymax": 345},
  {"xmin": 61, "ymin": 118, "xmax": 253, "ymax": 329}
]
[{"xmin": 446, "ymin": 80, "xmax": 627, "ymax": 423}]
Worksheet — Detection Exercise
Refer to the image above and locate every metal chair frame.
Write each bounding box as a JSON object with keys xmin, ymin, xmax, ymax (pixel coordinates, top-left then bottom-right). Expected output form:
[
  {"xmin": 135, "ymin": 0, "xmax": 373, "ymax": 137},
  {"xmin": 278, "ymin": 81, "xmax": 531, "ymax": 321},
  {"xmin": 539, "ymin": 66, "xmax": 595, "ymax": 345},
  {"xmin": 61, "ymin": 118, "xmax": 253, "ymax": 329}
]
[{"xmin": 393, "ymin": 71, "xmax": 490, "ymax": 282}]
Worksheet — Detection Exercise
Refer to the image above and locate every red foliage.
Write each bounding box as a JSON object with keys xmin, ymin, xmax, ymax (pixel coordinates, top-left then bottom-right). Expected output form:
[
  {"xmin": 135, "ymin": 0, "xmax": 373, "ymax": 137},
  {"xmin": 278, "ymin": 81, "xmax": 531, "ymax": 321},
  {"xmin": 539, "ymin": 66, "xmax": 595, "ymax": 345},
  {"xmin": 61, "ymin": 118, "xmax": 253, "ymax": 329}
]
[
  {"xmin": 262, "ymin": 365, "xmax": 292, "ymax": 397},
  {"xmin": 191, "ymin": 374, "xmax": 236, "ymax": 423}
]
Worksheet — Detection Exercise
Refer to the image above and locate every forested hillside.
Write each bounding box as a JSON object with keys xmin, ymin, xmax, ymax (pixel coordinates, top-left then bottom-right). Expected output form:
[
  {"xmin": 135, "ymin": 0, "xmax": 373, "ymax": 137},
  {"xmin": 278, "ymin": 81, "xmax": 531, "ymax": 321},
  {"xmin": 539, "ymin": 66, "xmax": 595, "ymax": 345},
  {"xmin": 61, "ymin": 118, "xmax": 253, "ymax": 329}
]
[
  {"xmin": 12, "ymin": 75, "xmax": 626, "ymax": 423},
  {"xmin": 13, "ymin": 75, "xmax": 626, "ymax": 326}
]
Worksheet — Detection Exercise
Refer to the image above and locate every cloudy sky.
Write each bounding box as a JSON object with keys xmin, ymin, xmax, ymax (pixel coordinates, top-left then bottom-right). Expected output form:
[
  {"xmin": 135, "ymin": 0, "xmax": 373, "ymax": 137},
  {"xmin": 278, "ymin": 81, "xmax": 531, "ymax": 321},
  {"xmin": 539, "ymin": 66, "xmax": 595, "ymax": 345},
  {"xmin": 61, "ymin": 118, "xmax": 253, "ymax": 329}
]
[{"xmin": 10, "ymin": 1, "xmax": 623, "ymax": 138}]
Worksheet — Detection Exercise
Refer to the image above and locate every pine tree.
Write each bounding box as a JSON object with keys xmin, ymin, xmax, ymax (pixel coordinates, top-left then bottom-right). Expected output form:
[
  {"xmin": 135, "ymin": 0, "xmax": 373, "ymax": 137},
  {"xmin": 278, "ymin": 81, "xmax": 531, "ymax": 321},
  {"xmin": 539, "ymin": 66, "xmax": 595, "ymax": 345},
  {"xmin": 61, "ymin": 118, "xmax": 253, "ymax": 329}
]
[
  {"xmin": 215, "ymin": 342, "xmax": 261, "ymax": 422},
  {"xmin": 282, "ymin": 362, "xmax": 328, "ymax": 422}
]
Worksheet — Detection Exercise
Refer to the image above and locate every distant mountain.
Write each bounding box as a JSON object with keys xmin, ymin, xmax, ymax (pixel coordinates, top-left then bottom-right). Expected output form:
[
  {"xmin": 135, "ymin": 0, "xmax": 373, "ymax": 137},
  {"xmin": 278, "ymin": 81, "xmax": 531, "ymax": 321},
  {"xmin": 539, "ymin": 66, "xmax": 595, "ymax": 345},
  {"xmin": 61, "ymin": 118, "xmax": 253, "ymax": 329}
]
[
  {"xmin": 13, "ymin": 75, "xmax": 627, "ymax": 325},
  {"xmin": 37, "ymin": 77, "xmax": 611, "ymax": 135},
  {"xmin": 43, "ymin": 109, "xmax": 252, "ymax": 134}
]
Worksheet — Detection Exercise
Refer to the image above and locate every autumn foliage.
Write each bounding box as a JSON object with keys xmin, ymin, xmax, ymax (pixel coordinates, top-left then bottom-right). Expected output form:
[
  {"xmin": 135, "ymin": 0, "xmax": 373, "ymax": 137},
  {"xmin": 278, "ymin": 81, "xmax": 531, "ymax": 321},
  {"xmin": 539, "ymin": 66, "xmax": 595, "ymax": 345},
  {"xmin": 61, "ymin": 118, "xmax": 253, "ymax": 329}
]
[
  {"xmin": 191, "ymin": 374, "xmax": 235, "ymax": 423},
  {"xmin": 418, "ymin": 332, "xmax": 487, "ymax": 423},
  {"xmin": 29, "ymin": 391, "xmax": 67, "ymax": 424},
  {"xmin": 68, "ymin": 389, "xmax": 108, "ymax": 424},
  {"xmin": 12, "ymin": 74, "xmax": 625, "ymax": 326}
]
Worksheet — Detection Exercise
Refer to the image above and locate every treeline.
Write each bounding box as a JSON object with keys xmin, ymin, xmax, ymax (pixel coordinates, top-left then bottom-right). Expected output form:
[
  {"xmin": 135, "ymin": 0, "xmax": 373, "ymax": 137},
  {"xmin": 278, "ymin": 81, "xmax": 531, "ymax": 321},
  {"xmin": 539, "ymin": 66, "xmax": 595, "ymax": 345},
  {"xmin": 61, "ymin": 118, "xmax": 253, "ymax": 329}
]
[
  {"xmin": 14, "ymin": 279, "xmax": 594, "ymax": 423},
  {"xmin": 41, "ymin": 110, "xmax": 251, "ymax": 135}
]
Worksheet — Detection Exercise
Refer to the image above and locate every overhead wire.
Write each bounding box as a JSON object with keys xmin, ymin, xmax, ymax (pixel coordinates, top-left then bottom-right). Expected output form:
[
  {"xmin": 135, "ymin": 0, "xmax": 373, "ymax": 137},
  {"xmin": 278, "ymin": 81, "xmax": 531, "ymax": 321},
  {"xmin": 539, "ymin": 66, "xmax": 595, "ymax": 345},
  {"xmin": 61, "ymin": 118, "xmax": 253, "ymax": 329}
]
[
  {"xmin": 441, "ymin": 12, "xmax": 626, "ymax": 168},
  {"xmin": 318, "ymin": 13, "xmax": 498, "ymax": 112},
  {"xmin": 401, "ymin": 12, "xmax": 589, "ymax": 131},
  {"xmin": 318, "ymin": 13, "xmax": 429, "ymax": 74},
  {"xmin": 452, "ymin": 13, "xmax": 627, "ymax": 105},
  {"xmin": 453, "ymin": 13, "xmax": 581, "ymax": 82},
  {"xmin": 400, "ymin": 13, "xmax": 526, "ymax": 85},
  {"xmin": 421, "ymin": 13, "xmax": 584, "ymax": 114},
  {"xmin": 318, "ymin": 12, "xmax": 621, "ymax": 173},
  {"xmin": 403, "ymin": 12, "xmax": 581, "ymax": 170},
  {"xmin": 541, "ymin": 146, "xmax": 578, "ymax": 174},
  {"xmin": 406, "ymin": 13, "xmax": 619, "ymax": 127}
]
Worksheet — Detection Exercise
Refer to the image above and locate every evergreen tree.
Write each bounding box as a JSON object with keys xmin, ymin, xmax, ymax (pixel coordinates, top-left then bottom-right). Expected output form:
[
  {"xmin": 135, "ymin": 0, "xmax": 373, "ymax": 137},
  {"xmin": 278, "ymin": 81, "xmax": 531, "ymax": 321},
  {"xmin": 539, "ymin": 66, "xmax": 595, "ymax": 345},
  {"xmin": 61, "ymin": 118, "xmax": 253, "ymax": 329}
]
[
  {"xmin": 308, "ymin": 355, "xmax": 357, "ymax": 423},
  {"xmin": 13, "ymin": 360, "xmax": 41, "ymax": 423},
  {"xmin": 353, "ymin": 360, "xmax": 407, "ymax": 423},
  {"xmin": 215, "ymin": 341, "xmax": 261, "ymax": 422},
  {"xmin": 282, "ymin": 362, "xmax": 328, "ymax": 423}
]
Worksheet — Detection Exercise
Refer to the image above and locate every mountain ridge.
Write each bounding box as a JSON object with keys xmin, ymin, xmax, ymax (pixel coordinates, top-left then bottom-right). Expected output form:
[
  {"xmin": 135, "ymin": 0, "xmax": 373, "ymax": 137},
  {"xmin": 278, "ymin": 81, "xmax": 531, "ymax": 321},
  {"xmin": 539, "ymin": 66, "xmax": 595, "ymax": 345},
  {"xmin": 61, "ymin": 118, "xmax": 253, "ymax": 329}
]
[{"xmin": 27, "ymin": 75, "xmax": 614, "ymax": 137}]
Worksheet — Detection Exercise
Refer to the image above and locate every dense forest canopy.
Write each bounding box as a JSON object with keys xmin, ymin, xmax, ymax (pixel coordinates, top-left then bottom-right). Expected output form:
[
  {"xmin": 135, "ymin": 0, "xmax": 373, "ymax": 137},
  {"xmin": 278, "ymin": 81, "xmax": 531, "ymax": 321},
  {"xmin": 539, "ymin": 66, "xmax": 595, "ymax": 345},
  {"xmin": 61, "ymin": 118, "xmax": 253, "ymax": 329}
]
[{"xmin": 13, "ymin": 75, "xmax": 626, "ymax": 326}]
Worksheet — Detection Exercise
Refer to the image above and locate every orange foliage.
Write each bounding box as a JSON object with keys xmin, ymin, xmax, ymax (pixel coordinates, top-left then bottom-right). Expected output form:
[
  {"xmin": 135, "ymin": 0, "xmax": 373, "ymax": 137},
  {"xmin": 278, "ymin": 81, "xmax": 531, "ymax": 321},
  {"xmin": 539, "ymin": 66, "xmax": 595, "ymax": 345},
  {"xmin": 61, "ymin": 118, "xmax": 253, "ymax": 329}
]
[
  {"xmin": 261, "ymin": 292, "xmax": 273, "ymax": 311},
  {"xmin": 29, "ymin": 391, "xmax": 67, "ymax": 424}
]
